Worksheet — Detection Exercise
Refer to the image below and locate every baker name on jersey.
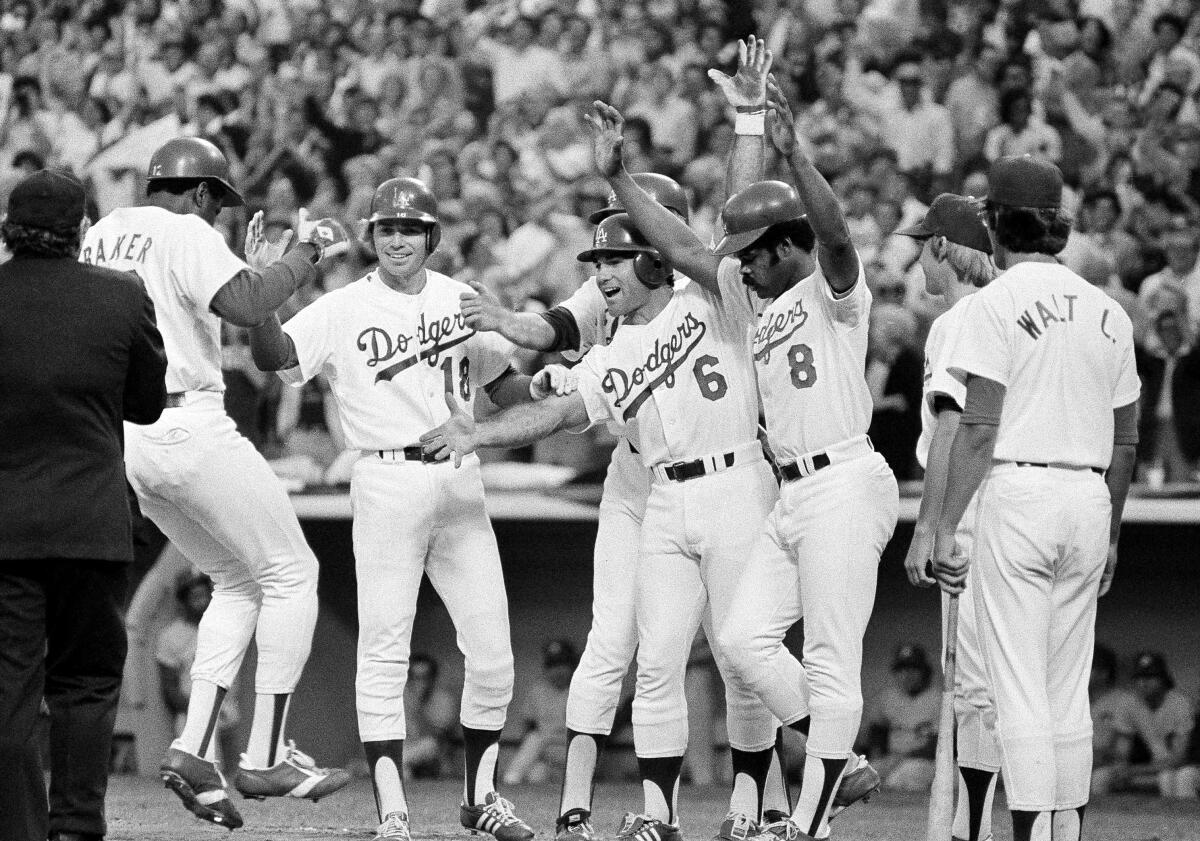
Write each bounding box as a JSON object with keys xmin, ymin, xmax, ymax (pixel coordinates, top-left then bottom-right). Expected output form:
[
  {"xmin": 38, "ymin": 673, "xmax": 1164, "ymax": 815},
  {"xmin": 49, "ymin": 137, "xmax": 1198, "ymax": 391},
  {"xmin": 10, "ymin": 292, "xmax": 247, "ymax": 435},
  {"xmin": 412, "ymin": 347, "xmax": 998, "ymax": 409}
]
[
  {"xmin": 80, "ymin": 233, "xmax": 154, "ymax": 266},
  {"xmin": 357, "ymin": 310, "xmax": 475, "ymax": 382},
  {"xmin": 1015, "ymin": 293, "xmax": 1078, "ymax": 340},
  {"xmin": 753, "ymin": 297, "xmax": 809, "ymax": 363},
  {"xmin": 602, "ymin": 311, "xmax": 706, "ymax": 418}
]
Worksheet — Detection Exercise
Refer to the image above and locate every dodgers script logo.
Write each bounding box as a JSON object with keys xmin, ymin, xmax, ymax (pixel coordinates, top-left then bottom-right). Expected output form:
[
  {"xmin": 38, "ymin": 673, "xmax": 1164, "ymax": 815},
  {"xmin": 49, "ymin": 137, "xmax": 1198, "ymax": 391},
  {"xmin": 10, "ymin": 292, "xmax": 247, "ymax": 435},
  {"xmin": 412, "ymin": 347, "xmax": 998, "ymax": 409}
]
[
  {"xmin": 356, "ymin": 310, "xmax": 474, "ymax": 382},
  {"xmin": 753, "ymin": 297, "xmax": 808, "ymax": 363},
  {"xmin": 603, "ymin": 312, "xmax": 707, "ymax": 420}
]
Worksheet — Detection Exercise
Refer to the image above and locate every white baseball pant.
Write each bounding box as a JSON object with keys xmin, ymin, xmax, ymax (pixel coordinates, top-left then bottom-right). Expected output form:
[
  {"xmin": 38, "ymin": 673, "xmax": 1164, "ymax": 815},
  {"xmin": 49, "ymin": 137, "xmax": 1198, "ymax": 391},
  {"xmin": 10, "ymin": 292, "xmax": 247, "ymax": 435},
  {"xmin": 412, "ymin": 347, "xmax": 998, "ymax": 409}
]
[
  {"xmin": 970, "ymin": 464, "xmax": 1110, "ymax": 811},
  {"xmin": 718, "ymin": 450, "xmax": 898, "ymax": 758},
  {"xmin": 634, "ymin": 451, "xmax": 780, "ymax": 757},
  {"xmin": 566, "ymin": 439, "xmax": 649, "ymax": 734},
  {"xmin": 351, "ymin": 454, "xmax": 514, "ymax": 741},
  {"xmin": 124, "ymin": 393, "xmax": 318, "ymax": 693}
]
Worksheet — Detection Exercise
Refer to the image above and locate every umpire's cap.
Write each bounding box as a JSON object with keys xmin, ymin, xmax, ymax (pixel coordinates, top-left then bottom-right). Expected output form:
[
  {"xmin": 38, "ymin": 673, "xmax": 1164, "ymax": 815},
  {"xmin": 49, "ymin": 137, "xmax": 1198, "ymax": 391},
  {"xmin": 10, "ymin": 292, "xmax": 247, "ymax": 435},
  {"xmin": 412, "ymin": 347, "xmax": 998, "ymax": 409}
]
[
  {"xmin": 589, "ymin": 172, "xmax": 691, "ymax": 224},
  {"xmin": 147, "ymin": 137, "xmax": 244, "ymax": 207},
  {"xmin": 711, "ymin": 180, "xmax": 805, "ymax": 256},
  {"xmin": 6, "ymin": 169, "xmax": 86, "ymax": 231}
]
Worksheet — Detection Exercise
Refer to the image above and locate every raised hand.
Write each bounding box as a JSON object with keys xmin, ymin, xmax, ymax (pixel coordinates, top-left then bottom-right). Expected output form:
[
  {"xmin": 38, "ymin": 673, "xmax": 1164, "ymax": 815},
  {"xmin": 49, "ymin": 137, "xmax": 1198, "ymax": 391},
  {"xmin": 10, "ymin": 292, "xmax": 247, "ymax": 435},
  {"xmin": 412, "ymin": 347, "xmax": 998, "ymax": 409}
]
[
  {"xmin": 530, "ymin": 364, "xmax": 578, "ymax": 400},
  {"xmin": 244, "ymin": 210, "xmax": 293, "ymax": 271},
  {"xmin": 419, "ymin": 391, "xmax": 478, "ymax": 468},
  {"xmin": 708, "ymin": 34, "xmax": 773, "ymax": 109},
  {"xmin": 459, "ymin": 280, "xmax": 507, "ymax": 332},
  {"xmin": 583, "ymin": 101, "xmax": 625, "ymax": 179},
  {"xmin": 766, "ymin": 73, "xmax": 797, "ymax": 158}
]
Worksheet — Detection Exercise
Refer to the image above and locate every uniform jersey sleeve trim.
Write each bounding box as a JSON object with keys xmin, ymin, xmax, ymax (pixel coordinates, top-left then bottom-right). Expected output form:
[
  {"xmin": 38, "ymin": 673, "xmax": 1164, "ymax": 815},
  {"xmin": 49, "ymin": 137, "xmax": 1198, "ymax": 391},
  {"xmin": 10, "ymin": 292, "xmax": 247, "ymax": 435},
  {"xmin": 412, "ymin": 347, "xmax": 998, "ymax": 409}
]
[{"xmin": 539, "ymin": 306, "xmax": 582, "ymax": 353}]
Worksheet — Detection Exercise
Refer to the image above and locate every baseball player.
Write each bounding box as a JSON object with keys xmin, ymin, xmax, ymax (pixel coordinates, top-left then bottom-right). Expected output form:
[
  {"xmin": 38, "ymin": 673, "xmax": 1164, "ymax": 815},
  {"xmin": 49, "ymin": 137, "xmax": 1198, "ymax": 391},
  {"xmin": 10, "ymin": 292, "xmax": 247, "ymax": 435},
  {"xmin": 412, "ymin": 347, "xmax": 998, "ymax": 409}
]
[
  {"xmin": 80, "ymin": 137, "xmax": 350, "ymax": 830},
  {"xmin": 932, "ymin": 156, "xmax": 1140, "ymax": 841},
  {"xmin": 248, "ymin": 177, "xmax": 538, "ymax": 841},
  {"xmin": 457, "ymin": 173, "xmax": 790, "ymax": 841},
  {"xmin": 895, "ymin": 194, "xmax": 1002, "ymax": 841},
  {"xmin": 423, "ymin": 204, "xmax": 786, "ymax": 841},
  {"xmin": 594, "ymin": 69, "xmax": 898, "ymax": 840}
]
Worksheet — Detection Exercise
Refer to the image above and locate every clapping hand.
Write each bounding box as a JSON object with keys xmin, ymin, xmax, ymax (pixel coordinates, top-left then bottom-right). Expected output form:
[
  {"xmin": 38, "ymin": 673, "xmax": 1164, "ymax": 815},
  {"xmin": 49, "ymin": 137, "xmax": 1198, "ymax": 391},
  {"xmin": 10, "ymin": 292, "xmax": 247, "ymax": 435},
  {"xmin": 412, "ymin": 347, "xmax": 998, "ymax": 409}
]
[
  {"xmin": 584, "ymin": 101, "xmax": 626, "ymax": 179},
  {"xmin": 244, "ymin": 210, "xmax": 293, "ymax": 271}
]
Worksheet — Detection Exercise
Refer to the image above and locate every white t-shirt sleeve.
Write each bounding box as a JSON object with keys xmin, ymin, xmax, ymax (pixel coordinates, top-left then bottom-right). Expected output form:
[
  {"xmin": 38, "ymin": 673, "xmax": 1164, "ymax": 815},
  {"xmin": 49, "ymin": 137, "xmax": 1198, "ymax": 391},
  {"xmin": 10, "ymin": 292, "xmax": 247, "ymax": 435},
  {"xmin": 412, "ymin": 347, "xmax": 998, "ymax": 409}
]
[
  {"xmin": 926, "ymin": 309, "xmax": 968, "ymax": 410},
  {"xmin": 279, "ymin": 297, "xmax": 334, "ymax": 387},
  {"xmin": 1110, "ymin": 306, "xmax": 1141, "ymax": 408},
  {"xmin": 573, "ymin": 345, "xmax": 626, "ymax": 433},
  {"xmin": 172, "ymin": 217, "xmax": 251, "ymax": 313},
  {"xmin": 558, "ymin": 279, "xmax": 609, "ymax": 362},
  {"xmin": 948, "ymin": 285, "xmax": 1012, "ymax": 387},
  {"xmin": 817, "ymin": 256, "xmax": 869, "ymax": 328},
  {"xmin": 715, "ymin": 257, "xmax": 760, "ymax": 324},
  {"xmin": 470, "ymin": 329, "xmax": 518, "ymax": 388}
]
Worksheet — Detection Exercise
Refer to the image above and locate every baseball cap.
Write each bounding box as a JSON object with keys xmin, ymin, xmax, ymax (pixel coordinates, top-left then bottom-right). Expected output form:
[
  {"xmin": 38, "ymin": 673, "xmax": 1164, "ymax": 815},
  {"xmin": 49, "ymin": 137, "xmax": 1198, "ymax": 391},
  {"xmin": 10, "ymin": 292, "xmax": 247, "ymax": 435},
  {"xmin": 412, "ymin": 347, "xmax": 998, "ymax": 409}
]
[
  {"xmin": 988, "ymin": 155, "xmax": 1063, "ymax": 209},
  {"xmin": 895, "ymin": 193, "xmax": 992, "ymax": 254},
  {"xmin": 892, "ymin": 643, "xmax": 930, "ymax": 672},
  {"xmin": 1131, "ymin": 650, "xmax": 1172, "ymax": 683},
  {"xmin": 543, "ymin": 639, "xmax": 578, "ymax": 669},
  {"xmin": 6, "ymin": 169, "xmax": 86, "ymax": 231}
]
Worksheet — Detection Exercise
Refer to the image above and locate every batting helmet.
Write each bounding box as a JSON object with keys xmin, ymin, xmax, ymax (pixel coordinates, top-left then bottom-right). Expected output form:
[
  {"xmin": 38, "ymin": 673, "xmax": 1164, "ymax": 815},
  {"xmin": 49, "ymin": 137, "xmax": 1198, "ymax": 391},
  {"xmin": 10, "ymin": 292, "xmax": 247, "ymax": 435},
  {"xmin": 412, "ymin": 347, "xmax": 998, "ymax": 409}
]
[
  {"xmin": 367, "ymin": 176, "xmax": 441, "ymax": 253},
  {"xmin": 146, "ymin": 137, "xmax": 244, "ymax": 207},
  {"xmin": 710, "ymin": 180, "xmax": 805, "ymax": 256},
  {"xmin": 588, "ymin": 172, "xmax": 691, "ymax": 224},
  {"xmin": 576, "ymin": 213, "xmax": 673, "ymax": 288}
]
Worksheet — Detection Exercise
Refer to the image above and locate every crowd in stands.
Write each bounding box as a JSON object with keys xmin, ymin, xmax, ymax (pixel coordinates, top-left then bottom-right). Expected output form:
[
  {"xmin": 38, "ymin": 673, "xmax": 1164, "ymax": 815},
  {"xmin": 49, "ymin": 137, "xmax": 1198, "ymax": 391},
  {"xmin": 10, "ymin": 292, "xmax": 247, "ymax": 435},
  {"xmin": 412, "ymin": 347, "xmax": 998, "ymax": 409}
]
[{"xmin": 2, "ymin": 0, "xmax": 1200, "ymax": 483}]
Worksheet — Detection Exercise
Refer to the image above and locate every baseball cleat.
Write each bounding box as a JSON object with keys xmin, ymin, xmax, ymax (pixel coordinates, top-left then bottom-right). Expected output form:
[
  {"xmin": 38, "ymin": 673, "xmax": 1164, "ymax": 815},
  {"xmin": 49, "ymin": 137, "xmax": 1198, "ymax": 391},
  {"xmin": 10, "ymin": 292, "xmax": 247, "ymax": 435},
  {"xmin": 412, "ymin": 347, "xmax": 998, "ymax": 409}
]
[
  {"xmin": 556, "ymin": 807, "xmax": 597, "ymax": 841},
  {"xmin": 615, "ymin": 813, "xmax": 683, "ymax": 841},
  {"xmin": 713, "ymin": 811, "xmax": 758, "ymax": 841},
  {"xmin": 233, "ymin": 740, "xmax": 352, "ymax": 801},
  {"xmin": 828, "ymin": 755, "xmax": 880, "ymax": 820},
  {"xmin": 374, "ymin": 810, "xmax": 412, "ymax": 840},
  {"xmin": 460, "ymin": 792, "xmax": 535, "ymax": 841},
  {"xmin": 749, "ymin": 818, "xmax": 816, "ymax": 841},
  {"xmin": 159, "ymin": 746, "xmax": 244, "ymax": 830}
]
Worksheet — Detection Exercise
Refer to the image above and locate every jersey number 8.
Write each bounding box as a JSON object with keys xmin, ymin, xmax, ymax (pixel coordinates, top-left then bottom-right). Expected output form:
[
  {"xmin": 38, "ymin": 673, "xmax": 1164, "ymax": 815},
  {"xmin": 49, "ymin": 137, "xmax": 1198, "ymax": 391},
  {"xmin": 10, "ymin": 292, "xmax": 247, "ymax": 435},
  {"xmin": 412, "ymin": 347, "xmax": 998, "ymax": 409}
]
[
  {"xmin": 441, "ymin": 357, "xmax": 470, "ymax": 400},
  {"xmin": 787, "ymin": 343, "xmax": 817, "ymax": 390}
]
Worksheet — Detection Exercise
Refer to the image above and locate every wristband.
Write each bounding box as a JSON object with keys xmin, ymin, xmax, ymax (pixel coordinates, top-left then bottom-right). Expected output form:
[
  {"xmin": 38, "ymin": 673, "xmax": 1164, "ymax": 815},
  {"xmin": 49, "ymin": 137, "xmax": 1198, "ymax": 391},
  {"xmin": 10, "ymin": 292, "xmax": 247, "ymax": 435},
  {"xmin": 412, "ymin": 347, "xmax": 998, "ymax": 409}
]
[
  {"xmin": 735, "ymin": 102, "xmax": 767, "ymax": 113},
  {"xmin": 735, "ymin": 111, "xmax": 766, "ymax": 135}
]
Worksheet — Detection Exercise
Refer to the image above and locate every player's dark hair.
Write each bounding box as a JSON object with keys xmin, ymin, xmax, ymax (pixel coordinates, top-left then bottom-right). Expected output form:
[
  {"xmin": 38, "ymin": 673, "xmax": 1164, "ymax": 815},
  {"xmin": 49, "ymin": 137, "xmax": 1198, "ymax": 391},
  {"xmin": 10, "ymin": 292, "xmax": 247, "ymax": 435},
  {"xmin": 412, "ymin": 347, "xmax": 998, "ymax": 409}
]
[
  {"xmin": 146, "ymin": 177, "xmax": 229, "ymax": 204},
  {"xmin": 1, "ymin": 220, "xmax": 83, "ymax": 258},
  {"xmin": 752, "ymin": 218, "xmax": 817, "ymax": 255},
  {"xmin": 985, "ymin": 204, "xmax": 1072, "ymax": 255}
]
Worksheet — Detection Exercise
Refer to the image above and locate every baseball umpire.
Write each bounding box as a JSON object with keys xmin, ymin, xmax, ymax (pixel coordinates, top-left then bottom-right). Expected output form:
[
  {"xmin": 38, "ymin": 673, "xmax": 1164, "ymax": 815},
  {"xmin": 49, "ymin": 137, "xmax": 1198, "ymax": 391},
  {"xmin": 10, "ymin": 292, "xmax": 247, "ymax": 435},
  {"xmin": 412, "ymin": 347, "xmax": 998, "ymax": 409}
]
[
  {"xmin": 0, "ymin": 170, "xmax": 166, "ymax": 841},
  {"xmin": 80, "ymin": 137, "xmax": 350, "ymax": 829},
  {"xmin": 932, "ymin": 156, "xmax": 1140, "ymax": 841}
]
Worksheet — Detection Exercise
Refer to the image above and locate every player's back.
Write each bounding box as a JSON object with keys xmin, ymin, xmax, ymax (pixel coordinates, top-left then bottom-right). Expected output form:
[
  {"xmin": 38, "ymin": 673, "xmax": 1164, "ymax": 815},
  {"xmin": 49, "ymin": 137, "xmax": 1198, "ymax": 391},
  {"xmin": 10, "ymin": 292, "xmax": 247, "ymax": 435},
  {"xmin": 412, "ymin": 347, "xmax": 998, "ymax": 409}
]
[
  {"xmin": 957, "ymin": 261, "xmax": 1138, "ymax": 469},
  {"xmin": 82, "ymin": 206, "xmax": 246, "ymax": 395}
]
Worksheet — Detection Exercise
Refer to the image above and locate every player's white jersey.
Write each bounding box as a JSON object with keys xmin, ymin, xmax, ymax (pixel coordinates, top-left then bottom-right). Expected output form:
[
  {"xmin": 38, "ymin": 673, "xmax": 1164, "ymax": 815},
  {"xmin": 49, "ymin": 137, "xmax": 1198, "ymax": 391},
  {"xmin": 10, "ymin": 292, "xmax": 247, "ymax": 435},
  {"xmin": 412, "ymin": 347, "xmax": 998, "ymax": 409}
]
[
  {"xmin": 714, "ymin": 257, "xmax": 873, "ymax": 461},
  {"xmin": 280, "ymin": 269, "xmax": 513, "ymax": 450},
  {"xmin": 916, "ymin": 296, "xmax": 976, "ymax": 469},
  {"xmin": 558, "ymin": 279, "xmax": 618, "ymax": 364},
  {"xmin": 574, "ymin": 281, "xmax": 760, "ymax": 466},
  {"xmin": 81, "ymin": 205, "xmax": 248, "ymax": 394},
  {"xmin": 947, "ymin": 261, "xmax": 1140, "ymax": 468}
]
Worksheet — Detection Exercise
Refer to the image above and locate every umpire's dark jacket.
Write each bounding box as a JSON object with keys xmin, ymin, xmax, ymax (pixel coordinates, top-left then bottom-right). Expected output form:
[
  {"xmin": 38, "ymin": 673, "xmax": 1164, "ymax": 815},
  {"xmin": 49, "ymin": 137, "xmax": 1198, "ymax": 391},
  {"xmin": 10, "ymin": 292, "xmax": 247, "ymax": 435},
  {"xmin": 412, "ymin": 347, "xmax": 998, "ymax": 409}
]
[{"xmin": 0, "ymin": 255, "xmax": 167, "ymax": 561}]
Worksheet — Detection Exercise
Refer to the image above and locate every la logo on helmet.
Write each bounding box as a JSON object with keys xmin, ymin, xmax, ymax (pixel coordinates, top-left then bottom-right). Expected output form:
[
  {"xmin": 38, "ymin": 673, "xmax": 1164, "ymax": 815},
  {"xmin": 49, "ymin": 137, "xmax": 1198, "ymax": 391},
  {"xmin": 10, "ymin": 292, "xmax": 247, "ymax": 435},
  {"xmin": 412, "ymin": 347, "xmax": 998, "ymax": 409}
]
[
  {"xmin": 595, "ymin": 226, "xmax": 608, "ymax": 246},
  {"xmin": 393, "ymin": 189, "xmax": 414, "ymax": 209}
]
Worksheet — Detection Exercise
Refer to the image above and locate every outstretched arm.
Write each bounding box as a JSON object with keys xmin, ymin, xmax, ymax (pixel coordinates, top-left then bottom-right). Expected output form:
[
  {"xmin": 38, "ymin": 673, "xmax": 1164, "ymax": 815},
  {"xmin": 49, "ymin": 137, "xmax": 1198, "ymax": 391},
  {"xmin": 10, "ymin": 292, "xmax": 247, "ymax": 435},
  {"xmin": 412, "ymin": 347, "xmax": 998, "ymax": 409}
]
[
  {"xmin": 709, "ymin": 35, "xmax": 772, "ymax": 199},
  {"xmin": 420, "ymin": 391, "xmax": 589, "ymax": 467},
  {"xmin": 586, "ymin": 101, "xmax": 722, "ymax": 293},
  {"xmin": 766, "ymin": 75, "xmax": 859, "ymax": 293},
  {"xmin": 460, "ymin": 280, "xmax": 558, "ymax": 350}
]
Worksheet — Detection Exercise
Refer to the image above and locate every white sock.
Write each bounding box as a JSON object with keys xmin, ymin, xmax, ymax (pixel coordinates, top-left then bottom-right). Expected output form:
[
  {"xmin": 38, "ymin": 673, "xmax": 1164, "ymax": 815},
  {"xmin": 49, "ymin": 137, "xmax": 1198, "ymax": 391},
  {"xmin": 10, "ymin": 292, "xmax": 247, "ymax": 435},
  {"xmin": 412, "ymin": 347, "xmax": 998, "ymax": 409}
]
[
  {"xmin": 560, "ymin": 733, "xmax": 600, "ymax": 815},
  {"xmin": 730, "ymin": 770, "xmax": 759, "ymax": 817},
  {"xmin": 242, "ymin": 693, "xmax": 291, "ymax": 768},
  {"xmin": 791, "ymin": 754, "xmax": 847, "ymax": 839},
  {"xmin": 762, "ymin": 745, "xmax": 791, "ymax": 816},
  {"xmin": 173, "ymin": 680, "xmax": 224, "ymax": 758},
  {"xmin": 642, "ymin": 777, "xmax": 678, "ymax": 824},
  {"xmin": 373, "ymin": 756, "xmax": 408, "ymax": 818},
  {"xmin": 1051, "ymin": 809, "xmax": 1081, "ymax": 841}
]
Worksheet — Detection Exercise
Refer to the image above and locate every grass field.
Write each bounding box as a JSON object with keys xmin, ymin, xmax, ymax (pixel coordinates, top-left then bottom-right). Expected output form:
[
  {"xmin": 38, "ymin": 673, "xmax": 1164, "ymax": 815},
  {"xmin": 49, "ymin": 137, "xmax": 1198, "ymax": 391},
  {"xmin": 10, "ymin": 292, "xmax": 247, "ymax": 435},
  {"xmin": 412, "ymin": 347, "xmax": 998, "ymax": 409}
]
[{"xmin": 102, "ymin": 776, "xmax": 1200, "ymax": 841}]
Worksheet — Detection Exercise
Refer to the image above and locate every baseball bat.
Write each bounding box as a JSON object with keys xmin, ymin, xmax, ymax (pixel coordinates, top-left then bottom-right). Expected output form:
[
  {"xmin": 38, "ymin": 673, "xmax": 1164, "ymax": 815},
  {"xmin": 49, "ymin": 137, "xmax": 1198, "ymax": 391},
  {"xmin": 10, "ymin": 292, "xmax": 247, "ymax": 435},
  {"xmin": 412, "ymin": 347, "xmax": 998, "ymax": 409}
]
[{"xmin": 925, "ymin": 594, "xmax": 959, "ymax": 841}]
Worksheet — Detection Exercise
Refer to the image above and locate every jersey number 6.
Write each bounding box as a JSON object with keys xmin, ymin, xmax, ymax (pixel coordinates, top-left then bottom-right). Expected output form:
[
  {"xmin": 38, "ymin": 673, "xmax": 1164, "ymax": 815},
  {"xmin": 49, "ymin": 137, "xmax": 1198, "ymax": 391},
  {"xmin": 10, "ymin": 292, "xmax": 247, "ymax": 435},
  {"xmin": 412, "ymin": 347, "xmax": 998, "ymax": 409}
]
[
  {"xmin": 692, "ymin": 355, "xmax": 728, "ymax": 401},
  {"xmin": 441, "ymin": 356, "xmax": 470, "ymax": 400}
]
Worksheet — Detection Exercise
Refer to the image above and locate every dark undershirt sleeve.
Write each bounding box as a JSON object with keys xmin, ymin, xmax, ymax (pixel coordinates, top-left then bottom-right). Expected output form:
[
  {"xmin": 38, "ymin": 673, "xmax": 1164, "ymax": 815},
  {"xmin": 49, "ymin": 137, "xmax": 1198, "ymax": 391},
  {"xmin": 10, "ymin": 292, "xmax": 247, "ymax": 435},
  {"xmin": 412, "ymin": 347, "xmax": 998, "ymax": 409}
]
[
  {"xmin": 1113, "ymin": 401, "xmax": 1139, "ymax": 445},
  {"xmin": 538, "ymin": 306, "xmax": 582, "ymax": 353},
  {"xmin": 960, "ymin": 376, "xmax": 1005, "ymax": 425},
  {"xmin": 932, "ymin": 394, "xmax": 962, "ymax": 414}
]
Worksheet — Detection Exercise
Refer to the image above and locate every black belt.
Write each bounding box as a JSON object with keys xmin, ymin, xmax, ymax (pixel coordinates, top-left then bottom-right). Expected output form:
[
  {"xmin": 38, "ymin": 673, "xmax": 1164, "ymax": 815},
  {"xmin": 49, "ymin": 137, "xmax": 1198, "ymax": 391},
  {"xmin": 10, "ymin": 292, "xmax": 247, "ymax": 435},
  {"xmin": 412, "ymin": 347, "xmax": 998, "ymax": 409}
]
[
  {"xmin": 1016, "ymin": 461, "xmax": 1104, "ymax": 476},
  {"xmin": 779, "ymin": 452, "xmax": 831, "ymax": 481},
  {"xmin": 662, "ymin": 451, "xmax": 736, "ymax": 482},
  {"xmin": 165, "ymin": 392, "xmax": 187, "ymax": 408},
  {"xmin": 377, "ymin": 446, "xmax": 442, "ymax": 464}
]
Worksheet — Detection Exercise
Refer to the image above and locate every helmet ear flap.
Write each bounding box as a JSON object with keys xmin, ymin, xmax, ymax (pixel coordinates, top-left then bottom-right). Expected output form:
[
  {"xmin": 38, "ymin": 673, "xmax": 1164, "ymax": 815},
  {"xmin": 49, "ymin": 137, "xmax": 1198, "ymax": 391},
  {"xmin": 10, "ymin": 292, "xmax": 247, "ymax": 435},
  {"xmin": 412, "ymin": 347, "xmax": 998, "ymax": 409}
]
[
  {"xmin": 426, "ymin": 222, "xmax": 441, "ymax": 254},
  {"xmin": 634, "ymin": 252, "xmax": 672, "ymax": 287}
]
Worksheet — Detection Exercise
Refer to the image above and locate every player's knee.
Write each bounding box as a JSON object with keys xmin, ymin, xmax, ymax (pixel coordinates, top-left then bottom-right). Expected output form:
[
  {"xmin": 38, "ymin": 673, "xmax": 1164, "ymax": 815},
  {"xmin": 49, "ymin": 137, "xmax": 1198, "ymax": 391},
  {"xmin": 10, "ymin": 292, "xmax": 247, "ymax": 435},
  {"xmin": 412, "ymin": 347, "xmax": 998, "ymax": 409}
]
[
  {"xmin": 714, "ymin": 623, "xmax": 760, "ymax": 678},
  {"xmin": 465, "ymin": 651, "xmax": 514, "ymax": 698}
]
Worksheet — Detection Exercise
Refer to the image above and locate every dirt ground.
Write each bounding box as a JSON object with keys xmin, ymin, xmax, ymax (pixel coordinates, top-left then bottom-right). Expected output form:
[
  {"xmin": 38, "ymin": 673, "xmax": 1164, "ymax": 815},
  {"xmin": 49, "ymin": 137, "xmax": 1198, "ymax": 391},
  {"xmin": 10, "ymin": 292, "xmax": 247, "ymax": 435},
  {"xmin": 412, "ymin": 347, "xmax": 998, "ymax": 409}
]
[{"xmin": 101, "ymin": 776, "xmax": 1200, "ymax": 841}]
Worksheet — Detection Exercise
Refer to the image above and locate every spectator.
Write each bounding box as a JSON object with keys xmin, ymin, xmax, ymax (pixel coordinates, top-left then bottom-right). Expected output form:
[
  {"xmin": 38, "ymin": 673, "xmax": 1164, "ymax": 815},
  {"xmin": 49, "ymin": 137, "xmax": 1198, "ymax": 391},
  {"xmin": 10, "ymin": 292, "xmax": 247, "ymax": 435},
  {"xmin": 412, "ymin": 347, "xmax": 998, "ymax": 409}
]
[
  {"xmin": 624, "ymin": 61, "xmax": 699, "ymax": 169},
  {"xmin": 874, "ymin": 54, "xmax": 955, "ymax": 200},
  {"xmin": 860, "ymin": 644, "xmax": 940, "ymax": 791},
  {"xmin": 1127, "ymin": 652, "xmax": 1196, "ymax": 799},
  {"xmin": 1139, "ymin": 227, "xmax": 1200, "ymax": 327},
  {"xmin": 1091, "ymin": 644, "xmax": 1140, "ymax": 795},
  {"xmin": 866, "ymin": 303, "xmax": 923, "ymax": 480},
  {"xmin": 502, "ymin": 640, "xmax": 578, "ymax": 785},
  {"xmin": 403, "ymin": 653, "xmax": 458, "ymax": 779},
  {"xmin": 1135, "ymin": 282, "xmax": 1200, "ymax": 484},
  {"xmin": 983, "ymin": 87, "xmax": 1063, "ymax": 164}
]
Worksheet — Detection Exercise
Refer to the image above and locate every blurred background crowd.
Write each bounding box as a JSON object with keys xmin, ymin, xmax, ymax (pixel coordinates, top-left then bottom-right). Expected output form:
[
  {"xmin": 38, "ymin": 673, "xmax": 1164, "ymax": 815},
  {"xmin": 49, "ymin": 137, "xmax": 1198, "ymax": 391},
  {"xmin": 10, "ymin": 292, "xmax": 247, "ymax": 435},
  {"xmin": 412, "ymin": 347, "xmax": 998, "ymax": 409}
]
[{"xmin": 2, "ymin": 0, "xmax": 1200, "ymax": 484}]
